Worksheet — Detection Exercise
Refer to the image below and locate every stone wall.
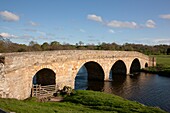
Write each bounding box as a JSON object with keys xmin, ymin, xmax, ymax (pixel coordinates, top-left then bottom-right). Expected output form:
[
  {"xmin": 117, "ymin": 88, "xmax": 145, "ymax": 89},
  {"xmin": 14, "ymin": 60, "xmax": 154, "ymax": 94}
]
[
  {"xmin": 1, "ymin": 50, "xmax": 150, "ymax": 73},
  {"xmin": 0, "ymin": 63, "xmax": 5, "ymax": 98}
]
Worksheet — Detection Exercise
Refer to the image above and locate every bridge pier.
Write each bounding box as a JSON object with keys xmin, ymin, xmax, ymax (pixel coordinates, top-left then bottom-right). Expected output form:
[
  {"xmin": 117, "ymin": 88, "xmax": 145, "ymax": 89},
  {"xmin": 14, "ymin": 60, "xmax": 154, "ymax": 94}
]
[{"xmin": 104, "ymin": 70, "xmax": 110, "ymax": 81}]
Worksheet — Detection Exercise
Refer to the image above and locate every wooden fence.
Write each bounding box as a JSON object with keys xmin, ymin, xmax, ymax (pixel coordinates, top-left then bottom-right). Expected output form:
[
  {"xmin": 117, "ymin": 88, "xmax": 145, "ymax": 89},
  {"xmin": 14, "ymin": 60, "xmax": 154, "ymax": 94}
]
[{"xmin": 31, "ymin": 84, "xmax": 56, "ymax": 97}]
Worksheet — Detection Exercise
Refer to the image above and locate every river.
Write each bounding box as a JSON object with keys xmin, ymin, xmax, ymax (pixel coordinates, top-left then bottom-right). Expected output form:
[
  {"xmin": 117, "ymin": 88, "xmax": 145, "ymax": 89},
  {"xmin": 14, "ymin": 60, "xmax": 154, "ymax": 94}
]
[{"xmin": 75, "ymin": 67, "xmax": 170, "ymax": 112}]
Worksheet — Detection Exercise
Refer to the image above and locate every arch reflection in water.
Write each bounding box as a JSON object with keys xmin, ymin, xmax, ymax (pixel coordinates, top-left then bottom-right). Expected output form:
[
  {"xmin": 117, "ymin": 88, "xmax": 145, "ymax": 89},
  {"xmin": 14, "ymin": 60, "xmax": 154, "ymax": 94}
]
[
  {"xmin": 75, "ymin": 65, "xmax": 88, "ymax": 90},
  {"xmin": 75, "ymin": 61, "xmax": 104, "ymax": 91},
  {"xmin": 107, "ymin": 60, "xmax": 127, "ymax": 94},
  {"xmin": 109, "ymin": 60, "xmax": 127, "ymax": 83},
  {"xmin": 75, "ymin": 67, "xmax": 170, "ymax": 112}
]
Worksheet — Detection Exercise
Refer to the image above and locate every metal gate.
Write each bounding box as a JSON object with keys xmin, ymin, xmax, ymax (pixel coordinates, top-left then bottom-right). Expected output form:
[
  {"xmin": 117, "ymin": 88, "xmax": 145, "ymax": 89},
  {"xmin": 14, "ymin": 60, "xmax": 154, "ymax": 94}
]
[{"xmin": 31, "ymin": 84, "xmax": 56, "ymax": 97}]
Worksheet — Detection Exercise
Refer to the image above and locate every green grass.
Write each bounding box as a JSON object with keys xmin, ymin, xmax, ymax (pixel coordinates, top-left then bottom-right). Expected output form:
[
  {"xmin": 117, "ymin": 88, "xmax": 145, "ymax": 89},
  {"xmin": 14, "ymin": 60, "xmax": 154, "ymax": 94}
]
[
  {"xmin": 0, "ymin": 90, "xmax": 166, "ymax": 113},
  {"xmin": 152, "ymin": 55, "xmax": 170, "ymax": 68},
  {"xmin": 143, "ymin": 55, "xmax": 170, "ymax": 76}
]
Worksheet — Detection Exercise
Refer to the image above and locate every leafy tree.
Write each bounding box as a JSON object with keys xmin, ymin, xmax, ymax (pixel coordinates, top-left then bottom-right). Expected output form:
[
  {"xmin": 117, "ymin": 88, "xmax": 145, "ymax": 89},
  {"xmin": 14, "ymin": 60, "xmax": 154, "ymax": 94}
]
[
  {"xmin": 78, "ymin": 41, "xmax": 84, "ymax": 46},
  {"xmin": 167, "ymin": 48, "xmax": 170, "ymax": 55},
  {"xmin": 50, "ymin": 41, "xmax": 60, "ymax": 46},
  {"xmin": 28, "ymin": 41, "xmax": 41, "ymax": 51},
  {"xmin": 0, "ymin": 35, "xmax": 170, "ymax": 55},
  {"xmin": 29, "ymin": 41, "xmax": 37, "ymax": 46},
  {"xmin": 32, "ymin": 44, "xmax": 42, "ymax": 51},
  {"xmin": 50, "ymin": 41, "xmax": 60, "ymax": 50},
  {"xmin": 41, "ymin": 42, "xmax": 50, "ymax": 51}
]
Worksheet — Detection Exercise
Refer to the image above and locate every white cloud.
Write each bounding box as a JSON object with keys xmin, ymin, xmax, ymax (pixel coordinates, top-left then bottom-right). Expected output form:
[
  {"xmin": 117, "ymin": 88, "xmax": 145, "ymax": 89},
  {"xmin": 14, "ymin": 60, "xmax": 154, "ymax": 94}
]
[
  {"xmin": 0, "ymin": 11, "xmax": 19, "ymax": 22},
  {"xmin": 0, "ymin": 32, "xmax": 18, "ymax": 38},
  {"xmin": 108, "ymin": 29, "xmax": 115, "ymax": 33},
  {"xmin": 87, "ymin": 14, "xmax": 155, "ymax": 29},
  {"xmin": 134, "ymin": 38, "xmax": 170, "ymax": 45},
  {"xmin": 22, "ymin": 28, "xmax": 46, "ymax": 35},
  {"xmin": 153, "ymin": 38, "xmax": 170, "ymax": 45},
  {"xmin": 29, "ymin": 21, "xmax": 39, "ymax": 26},
  {"xmin": 22, "ymin": 34, "xmax": 34, "ymax": 39},
  {"xmin": 146, "ymin": 20, "xmax": 156, "ymax": 28},
  {"xmin": 56, "ymin": 36, "xmax": 69, "ymax": 40},
  {"xmin": 23, "ymin": 28, "xmax": 37, "ymax": 32},
  {"xmin": 87, "ymin": 14, "xmax": 103, "ymax": 22},
  {"xmin": 88, "ymin": 35, "xmax": 94, "ymax": 38},
  {"xmin": 37, "ymin": 36, "xmax": 46, "ymax": 39},
  {"xmin": 107, "ymin": 20, "xmax": 138, "ymax": 28},
  {"xmin": 88, "ymin": 39, "xmax": 100, "ymax": 42},
  {"xmin": 159, "ymin": 14, "xmax": 170, "ymax": 19},
  {"xmin": 47, "ymin": 33, "xmax": 56, "ymax": 37},
  {"xmin": 80, "ymin": 29, "xmax": 86, "ymax": 33},
  {"xmin": 37, "ymin": 31, "xmax": 46, "ymax": 35},
  {"xmin": 0, "ymin": 26, "xmax": 11, "ymax": 30}
]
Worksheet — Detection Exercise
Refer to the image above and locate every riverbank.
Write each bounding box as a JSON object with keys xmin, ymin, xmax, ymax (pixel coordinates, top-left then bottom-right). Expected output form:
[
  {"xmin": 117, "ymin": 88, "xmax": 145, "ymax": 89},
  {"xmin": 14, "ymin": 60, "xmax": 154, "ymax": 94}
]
[
  {"xmin": 141, "ymin": 65, "xmax": 170, "ymax": 76},
  {"xmin": 0, "ymin": 90, "xmax": 166, "ymax": 113},
  {"xmin": 141, "ymin": 55, "xmax": 170, "ymax": 77}
]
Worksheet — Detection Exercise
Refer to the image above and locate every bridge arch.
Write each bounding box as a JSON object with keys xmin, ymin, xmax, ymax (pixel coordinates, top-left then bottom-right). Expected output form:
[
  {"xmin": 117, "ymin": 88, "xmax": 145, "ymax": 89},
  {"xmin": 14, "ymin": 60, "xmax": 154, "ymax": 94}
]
[
  {"xmin": 145, "ymin": 62, "xmax": 148, "ymax": 68},
  {"xmin": 130, "ymin": 58, "xmax": 141, "ymax": 74},
  {"xmin": 74, "ymin": 61, "xmax": 105, "ymax": 90},
  {"xmin": 76, "ymin": 61, "xmax": 105, "ymax": 81},
  {"xmin": 110, "ymin": 60, "xmax": 127, "ymax": 75},
  {"xmin": 33, "ymin": 68, "xmax": 56, "ymax": 86}
]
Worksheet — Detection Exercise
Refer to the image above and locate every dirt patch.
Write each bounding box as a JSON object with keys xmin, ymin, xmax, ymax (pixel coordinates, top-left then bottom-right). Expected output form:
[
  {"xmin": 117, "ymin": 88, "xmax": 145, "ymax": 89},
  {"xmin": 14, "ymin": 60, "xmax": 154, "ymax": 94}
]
[{"xmin": 50, "ymin": 97, "xmax": 64, "ymax": 102}]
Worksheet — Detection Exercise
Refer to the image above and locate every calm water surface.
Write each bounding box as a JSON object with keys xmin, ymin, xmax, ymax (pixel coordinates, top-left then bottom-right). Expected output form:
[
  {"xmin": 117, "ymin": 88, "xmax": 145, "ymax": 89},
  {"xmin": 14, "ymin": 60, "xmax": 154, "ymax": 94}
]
[{"xmin": 75, "ymin": 68, "xmax": 170, "ymax": 112}]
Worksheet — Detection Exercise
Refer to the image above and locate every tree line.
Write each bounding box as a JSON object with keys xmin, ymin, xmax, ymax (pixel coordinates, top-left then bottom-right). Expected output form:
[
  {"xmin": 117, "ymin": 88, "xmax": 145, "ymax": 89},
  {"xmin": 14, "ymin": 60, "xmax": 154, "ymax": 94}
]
[{"xmin": 0, "ymin": 35, "xmax": 170, "ymax": 55}]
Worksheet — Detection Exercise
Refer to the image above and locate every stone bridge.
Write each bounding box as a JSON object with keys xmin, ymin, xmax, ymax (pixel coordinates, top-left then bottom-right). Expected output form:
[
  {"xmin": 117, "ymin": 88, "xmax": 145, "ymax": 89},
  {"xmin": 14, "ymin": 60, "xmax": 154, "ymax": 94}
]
[{"xmin": 0, "ymin": 50, "xmax": 156, "ymax": 99}]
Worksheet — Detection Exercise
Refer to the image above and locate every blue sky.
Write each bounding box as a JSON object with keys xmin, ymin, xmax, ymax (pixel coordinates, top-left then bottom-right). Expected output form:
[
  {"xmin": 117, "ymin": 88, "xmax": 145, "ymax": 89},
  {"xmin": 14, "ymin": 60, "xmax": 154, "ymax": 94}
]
[{"xmin": 0, "ymin": 0, "xmax": 170, "ymax": 45}]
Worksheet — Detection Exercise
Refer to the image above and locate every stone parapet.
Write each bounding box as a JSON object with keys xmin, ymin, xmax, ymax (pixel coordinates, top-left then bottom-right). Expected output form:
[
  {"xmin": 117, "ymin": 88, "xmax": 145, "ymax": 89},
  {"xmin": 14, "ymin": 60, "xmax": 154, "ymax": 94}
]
[{"xmin": 0, "ymin": 50, "xmax": 150, "ymax": 73}]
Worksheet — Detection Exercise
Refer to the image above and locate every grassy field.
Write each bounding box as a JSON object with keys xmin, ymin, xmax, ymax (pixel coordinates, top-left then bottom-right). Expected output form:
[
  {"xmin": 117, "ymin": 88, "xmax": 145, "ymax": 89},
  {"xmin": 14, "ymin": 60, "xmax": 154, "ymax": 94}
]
[
  {"xmin": 0, "ymin": 90, "xmax": 166, "ymax": 113},
  {"xmin": 152, "ymin": 55, "xmax": 170, "ymax": 68},
  {"xmin": 143, "ymin": 55, "xmax": 170, "ymax": 75}
]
